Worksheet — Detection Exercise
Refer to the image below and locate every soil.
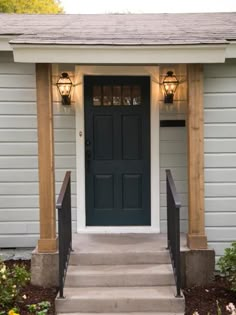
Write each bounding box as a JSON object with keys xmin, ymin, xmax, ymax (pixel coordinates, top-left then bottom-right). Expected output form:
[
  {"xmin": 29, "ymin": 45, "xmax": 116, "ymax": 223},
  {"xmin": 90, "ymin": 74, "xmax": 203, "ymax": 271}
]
[
  {"xmin": 1, "ymin": 260, "xmax": 236, "ymax": 315},
  {"xmin": 184, "ymin": 276, "xmax": 236, "ymax": 315}
]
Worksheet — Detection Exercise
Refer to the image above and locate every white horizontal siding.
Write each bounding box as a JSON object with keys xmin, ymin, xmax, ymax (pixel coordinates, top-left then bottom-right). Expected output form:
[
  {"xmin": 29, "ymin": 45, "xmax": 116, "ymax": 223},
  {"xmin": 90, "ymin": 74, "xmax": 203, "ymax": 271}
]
[
  {"xmin": 0, "ymin": 208, "xmax": 77, "ymax": 222},
  {"xmin": 204, "ymin": 63, "xmax": 236, "ymax": 258},
  {"xmin": 0, "ymin": 53, "xmax": 77, "ymax": 247},
  {"xmin": 159, "ymin": 127, "xmax": 188, "ymax": 233},
  {"xmin": 0, "ymin": 129, "xmax": 75, "ymax": 142},
  {"xmin": 205, "ymin": 169, "xmax": 236, "ymax": 182}
]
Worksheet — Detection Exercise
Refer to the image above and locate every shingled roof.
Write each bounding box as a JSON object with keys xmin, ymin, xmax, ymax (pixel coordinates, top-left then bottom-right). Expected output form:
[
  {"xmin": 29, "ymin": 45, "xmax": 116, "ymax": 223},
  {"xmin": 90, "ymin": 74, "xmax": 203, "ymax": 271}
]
[{"xmin": 0, "ymin": 12, "xmax": 236, "ymax": 46}]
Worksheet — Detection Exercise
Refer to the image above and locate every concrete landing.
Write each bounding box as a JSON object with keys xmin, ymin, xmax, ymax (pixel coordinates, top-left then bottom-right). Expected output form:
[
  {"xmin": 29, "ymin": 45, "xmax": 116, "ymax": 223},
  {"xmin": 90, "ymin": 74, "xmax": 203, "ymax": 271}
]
[{"xmin": 71, "ymin": 233, "xmax": 168, "ymax": 253}]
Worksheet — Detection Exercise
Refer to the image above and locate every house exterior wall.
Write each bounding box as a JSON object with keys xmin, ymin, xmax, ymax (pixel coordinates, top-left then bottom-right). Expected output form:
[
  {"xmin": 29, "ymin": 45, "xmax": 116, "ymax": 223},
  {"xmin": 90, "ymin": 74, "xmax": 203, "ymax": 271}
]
[
  {"xmin": 204, "ymin": 62, "xmax": 236, "ymax": 261},
  {"xmin": 3, "ymin": 56, "xmax": 236, "ymax": 255},
  {"xmin": 0, "ymin": 53, "xmax": 76, "ymax": 248}
]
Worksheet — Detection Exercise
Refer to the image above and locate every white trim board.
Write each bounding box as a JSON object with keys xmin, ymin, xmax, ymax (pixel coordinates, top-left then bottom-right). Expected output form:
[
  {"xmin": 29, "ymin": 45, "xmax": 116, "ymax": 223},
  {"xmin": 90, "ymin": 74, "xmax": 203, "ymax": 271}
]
[
  {"xmin": 11, "ymin": 44, "xmax": 227, "ymax": 63},
  {"xmin": 75, "ymin": 65, "xmax": 160, "ymax": 233},
  {"xmin": 0, "ymin": 36, "xmax": 14, "ymax": 51}
]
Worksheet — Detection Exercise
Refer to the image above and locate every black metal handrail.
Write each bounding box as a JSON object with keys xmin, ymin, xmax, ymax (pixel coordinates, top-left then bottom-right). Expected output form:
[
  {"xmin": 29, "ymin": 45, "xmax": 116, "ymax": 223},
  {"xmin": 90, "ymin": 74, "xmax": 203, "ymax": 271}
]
[
  {"xmin": 56, "ymin": 171, "xmax": 72, "ymax": 298},
  {"xmin": 166, "ymin": 169, "xmax": 182, "ymax": 297}
]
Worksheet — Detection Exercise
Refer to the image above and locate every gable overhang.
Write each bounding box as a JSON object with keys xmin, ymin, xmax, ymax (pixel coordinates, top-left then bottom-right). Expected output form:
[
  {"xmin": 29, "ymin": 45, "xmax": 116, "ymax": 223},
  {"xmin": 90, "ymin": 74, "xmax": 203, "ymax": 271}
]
[
  {"xmin": 225, "ymin": 41, "xmax": 236, "ymax": 58},
  {"xmin": 10, "ymin": 43, "xmax": 228, "ymax": 64},
  {"xmin": 0, "ymin": 36, "xmax": 14, "ymax": 51}
]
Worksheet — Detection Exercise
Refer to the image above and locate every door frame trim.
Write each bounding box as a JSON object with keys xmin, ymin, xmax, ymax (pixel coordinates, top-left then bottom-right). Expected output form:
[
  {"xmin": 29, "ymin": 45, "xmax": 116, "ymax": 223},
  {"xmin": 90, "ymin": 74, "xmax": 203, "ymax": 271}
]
[{"xmin": 75, "ymin": 66, "xmax": 160, "ymax": 233}]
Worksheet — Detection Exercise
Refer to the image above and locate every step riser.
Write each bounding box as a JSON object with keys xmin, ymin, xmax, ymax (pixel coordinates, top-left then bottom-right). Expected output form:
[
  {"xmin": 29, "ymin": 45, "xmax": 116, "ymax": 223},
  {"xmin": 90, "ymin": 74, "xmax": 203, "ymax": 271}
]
[
  {"xmin": 56, "ymin": 298, "xmax": 184, "ymax": 313},
  {"xmin": 65, "ymin": 274, "xmax": 175, "ymax": 287},
  {"xmin": 70, "ymin": 252, "xmax": 170, "ymax": 265}
]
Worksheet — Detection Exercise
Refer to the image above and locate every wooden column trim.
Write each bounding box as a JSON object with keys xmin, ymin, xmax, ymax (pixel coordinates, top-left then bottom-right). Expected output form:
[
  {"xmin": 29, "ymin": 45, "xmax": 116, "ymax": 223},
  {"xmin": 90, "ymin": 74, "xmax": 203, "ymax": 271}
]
[
  {"xmin": 187, "ymin": 64, "xmax": 208, "ymax": 249},
  {"xmin": 36, "ymin": 64, "xmax": 57, "ymax": 253}
]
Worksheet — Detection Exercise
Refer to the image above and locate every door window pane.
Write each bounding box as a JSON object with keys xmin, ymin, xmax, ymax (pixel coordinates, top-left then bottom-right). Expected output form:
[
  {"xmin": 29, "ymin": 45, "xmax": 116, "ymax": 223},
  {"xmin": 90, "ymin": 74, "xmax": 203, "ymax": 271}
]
[
  {"xmin": 93, "ymin": 85, "xmax": 102, "ymax": 106},
  {"xmin": 132, "ymin": 85, "xmax": 141, "ymax": 105},
  {"xmin": 123, "ymin": 86, "xmax": 132, "ymax": 106},
  {"xmin": 103, "ymin": 86, "xmax": 112, "ymax": 106},
  {"xmin": 113, "ymin": 85, "xmax": 121, "ymax": 105}
]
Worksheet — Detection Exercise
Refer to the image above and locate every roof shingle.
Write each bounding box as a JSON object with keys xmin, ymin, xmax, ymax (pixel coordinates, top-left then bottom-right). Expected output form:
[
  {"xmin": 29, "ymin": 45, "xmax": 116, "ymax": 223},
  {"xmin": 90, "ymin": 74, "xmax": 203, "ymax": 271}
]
[{"xmin": 0, "ymin": 12, "xmax": 235, "ymax": 45}]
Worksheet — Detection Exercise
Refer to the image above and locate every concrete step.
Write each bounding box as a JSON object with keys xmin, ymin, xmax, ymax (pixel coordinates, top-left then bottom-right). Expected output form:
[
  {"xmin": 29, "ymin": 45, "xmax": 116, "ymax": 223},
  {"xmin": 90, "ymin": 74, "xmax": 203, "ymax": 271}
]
[
  {"xmin": 69, "ymin": 250, "xmax": 170, "ymax": 265},
  {"xmin": 56, "ymin": 286, "xmax": 185, "ymax": 313},
  {"xmin": 65, "ymin": 264, "xmax": 175, "ymax": 287}
]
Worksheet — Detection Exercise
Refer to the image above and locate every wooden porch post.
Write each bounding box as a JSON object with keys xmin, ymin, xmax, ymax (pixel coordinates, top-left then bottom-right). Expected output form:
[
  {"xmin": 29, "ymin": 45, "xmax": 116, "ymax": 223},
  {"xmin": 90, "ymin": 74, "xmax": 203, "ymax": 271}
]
[
  {"xmin": 187, "ymin": 64, "xmax": 208, "ymax": 249},
  {"xmin": 36, "ymin": 64, "xmax": 57, "ymax": 253}
]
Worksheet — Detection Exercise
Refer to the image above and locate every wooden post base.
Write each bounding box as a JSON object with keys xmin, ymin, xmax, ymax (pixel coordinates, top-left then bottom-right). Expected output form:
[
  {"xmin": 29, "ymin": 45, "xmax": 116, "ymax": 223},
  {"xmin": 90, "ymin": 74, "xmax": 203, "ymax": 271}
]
[
  {"xmin": 38, "ymin": 238, "xmax": 57, "ymax": 253},
  {"xmin": 187, "ymin": 234, "xmax": 208, "ymax": 250}
]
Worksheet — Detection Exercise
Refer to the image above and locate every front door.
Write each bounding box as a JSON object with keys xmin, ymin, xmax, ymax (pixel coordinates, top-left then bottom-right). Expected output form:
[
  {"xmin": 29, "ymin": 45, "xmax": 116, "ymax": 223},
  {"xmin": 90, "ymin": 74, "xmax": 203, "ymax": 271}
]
[{"xmin": 84, "ymin": 76, "xmax": 150, "ymax": 226}]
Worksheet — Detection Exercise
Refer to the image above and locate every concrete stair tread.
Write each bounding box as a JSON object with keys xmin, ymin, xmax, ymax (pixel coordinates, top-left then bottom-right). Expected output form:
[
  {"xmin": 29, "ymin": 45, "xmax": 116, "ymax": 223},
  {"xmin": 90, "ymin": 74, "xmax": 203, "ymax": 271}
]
[
  {"xmin": 71, "ymin": 251, "xmax": 168, "ymax": 255},
  {"xmin": 69, "ymin": 251, "xmax": 170, "ymax": 265},
  {"xmin": 67, "ymin": 263, "xmax": 173, "ymax": 275},
  {"xmin": 62, "ymin": 286, "xmax": 183, "ymax": 299}
]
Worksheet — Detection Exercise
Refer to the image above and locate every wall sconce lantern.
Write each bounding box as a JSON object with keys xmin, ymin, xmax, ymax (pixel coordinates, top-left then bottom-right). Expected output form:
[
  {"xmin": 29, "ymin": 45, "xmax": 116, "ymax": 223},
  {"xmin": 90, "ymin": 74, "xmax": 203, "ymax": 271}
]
[
  {"xmin": 56, "ymin": 72, "xmax": 73, "ymax": 105},
  {"xmin": 162, "ymin": 71, "xmax": 179, "ymax": 104}
]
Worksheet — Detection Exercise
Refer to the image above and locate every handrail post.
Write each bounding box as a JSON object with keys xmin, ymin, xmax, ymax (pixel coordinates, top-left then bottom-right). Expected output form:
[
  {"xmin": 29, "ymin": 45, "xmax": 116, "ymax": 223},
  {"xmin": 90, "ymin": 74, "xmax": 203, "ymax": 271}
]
[
  {"xmin": 58, "ymin": 207, "xmax": 64, "ymax": 298},
  {"xmin": 56, "ymin": 171, "xmax": 72, "ymax": 299},
  {"xmin": 175, "ymin": 205, "xmax": 181, "ymax": 297},
  {"xmin": 165, "ymin": 169, "xmax": 182, "ymax": 298}
]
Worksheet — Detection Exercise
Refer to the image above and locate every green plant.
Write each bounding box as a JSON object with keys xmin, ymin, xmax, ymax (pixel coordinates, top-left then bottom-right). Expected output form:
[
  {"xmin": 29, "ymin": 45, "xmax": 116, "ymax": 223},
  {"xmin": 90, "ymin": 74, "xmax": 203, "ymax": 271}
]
[
  {"xmin": 216, "ymin": 300, "xmax": 222, "ymax": 315},
  {"xmin": 0, "ymin": 261, "xmax": 30, "ymax": 309},
  {"xmin": 27, "ymin": 301, "xmax": 51, "ymax": 315},
  {"xmin": 218, "ymin": 242, "xmax": 236, "ymax": 291}
]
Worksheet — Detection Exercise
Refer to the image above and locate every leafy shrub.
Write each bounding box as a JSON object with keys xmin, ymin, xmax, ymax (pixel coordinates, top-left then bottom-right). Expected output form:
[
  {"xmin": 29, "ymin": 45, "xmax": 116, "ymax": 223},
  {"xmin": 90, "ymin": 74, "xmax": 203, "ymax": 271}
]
[
  {"xmin": 27, "ymin": 301, "xmax": 51, "ymax": 315},
  {"xmin": 218, "ymin": 242, "xmax": 236, "ymax": 291},
  {"xmin": 0, "ymin": 261, "xmax": 30, "ymax": 308}
]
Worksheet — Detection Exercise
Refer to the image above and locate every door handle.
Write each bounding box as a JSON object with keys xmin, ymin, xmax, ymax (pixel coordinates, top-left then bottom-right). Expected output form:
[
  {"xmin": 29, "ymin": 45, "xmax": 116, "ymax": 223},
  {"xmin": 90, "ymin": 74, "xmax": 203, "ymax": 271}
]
[{"xmin": 86, "ymin": 149, "xmax": 91, "ymax": 172}]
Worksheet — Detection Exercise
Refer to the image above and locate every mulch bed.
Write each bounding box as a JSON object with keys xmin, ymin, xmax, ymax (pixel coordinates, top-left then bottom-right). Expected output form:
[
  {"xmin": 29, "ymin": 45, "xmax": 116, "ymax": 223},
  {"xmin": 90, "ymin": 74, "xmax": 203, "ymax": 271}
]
[
  {"xmin": 1, "ymin": 260, "xmax": 236, "ymax": 315},
  {"xmin": 184, "ymin": 276, "xmax": 236, "ymax": 315}
]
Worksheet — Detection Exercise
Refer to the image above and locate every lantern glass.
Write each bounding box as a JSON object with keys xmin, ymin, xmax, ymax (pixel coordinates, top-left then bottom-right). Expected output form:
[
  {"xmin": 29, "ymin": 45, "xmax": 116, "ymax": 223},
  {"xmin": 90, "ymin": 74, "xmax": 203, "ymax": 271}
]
[
  {"xmin": 56, "ymin": 72, "xmax": 72, "ymax": 105},
  {"xmin": 162, "ymin": 71, "xmax": 179, "ymax": 103}
]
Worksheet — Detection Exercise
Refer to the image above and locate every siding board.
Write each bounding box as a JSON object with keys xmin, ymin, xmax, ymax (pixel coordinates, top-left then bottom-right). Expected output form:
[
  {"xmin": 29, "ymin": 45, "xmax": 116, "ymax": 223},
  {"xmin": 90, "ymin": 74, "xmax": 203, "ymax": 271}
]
[
  {"xmin": 205, "ymin": 197, "xmax": 236, "ymax": 212},
  {"xmin": 0, "ymin": 75, "xmax": 36, "ymax": 88},
  {"xmin": 0, "ymin": 88, "xmax": 36, "ymax": 102},
  {"xmin": 205, "ymin": 78, "xmax": 236, "ymax": 93},
  {"xmin": 204, "ymin": 64, "xmax": 236, "ymax": 78},
  {"xmin": 0, "ymin": 62, "xmax": 34, "ymax": 74},
  {"xmin": 205, "ymin": 213, "xmax": 236, "ymax": 227},
  {"xmin": 205, "ymin": 109, "xmax": 236, "ymax": 123},
  {"xmin": 205, "ymin": 124, "xmax": 236, "ymax": 138},
  {"xmin": 205, "ymin": 168, "xmax": 236, "ymax": 182},
  {"xmin": 204, "ymin": 94, "xmax": 236, "ymax": 109},
  {"xmin": 204, "ymin": 139, "xmax": 236, "ymax": 153}
]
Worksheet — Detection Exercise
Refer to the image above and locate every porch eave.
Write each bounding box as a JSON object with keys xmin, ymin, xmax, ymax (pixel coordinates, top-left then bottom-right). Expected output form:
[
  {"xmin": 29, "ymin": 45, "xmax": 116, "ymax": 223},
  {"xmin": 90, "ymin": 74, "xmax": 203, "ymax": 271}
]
[{"xmin": 10, "ymin": 43, "xmax": 228, "ymax": 64}]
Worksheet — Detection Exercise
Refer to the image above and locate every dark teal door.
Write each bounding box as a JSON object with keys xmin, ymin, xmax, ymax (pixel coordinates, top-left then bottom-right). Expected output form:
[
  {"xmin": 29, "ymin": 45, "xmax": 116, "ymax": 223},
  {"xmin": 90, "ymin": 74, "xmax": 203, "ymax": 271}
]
[{"xmin": 84, "ymin": 76, "xmax": 150, "ymax": 226}]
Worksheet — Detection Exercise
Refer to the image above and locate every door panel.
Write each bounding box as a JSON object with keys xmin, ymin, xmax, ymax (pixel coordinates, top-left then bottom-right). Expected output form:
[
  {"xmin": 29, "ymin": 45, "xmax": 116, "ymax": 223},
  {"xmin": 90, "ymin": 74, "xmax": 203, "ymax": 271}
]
[
  {"xmin": 94, "ymin": 116, "xmax": 113, "ymax": 160},
  {"xmin": 94, "ymin": 174, "xmax": 114, "ymax": 209},
  {"xmin": 122, "ymin": 174, "xmax": 142, "ymax": 209},
  {"xmin": 122, "ymin": 115, "xmax": 142, "ymax": 160},
  {"xmin": 85, "ymin": 76, "xmax": 150, "ymax": 226}
]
